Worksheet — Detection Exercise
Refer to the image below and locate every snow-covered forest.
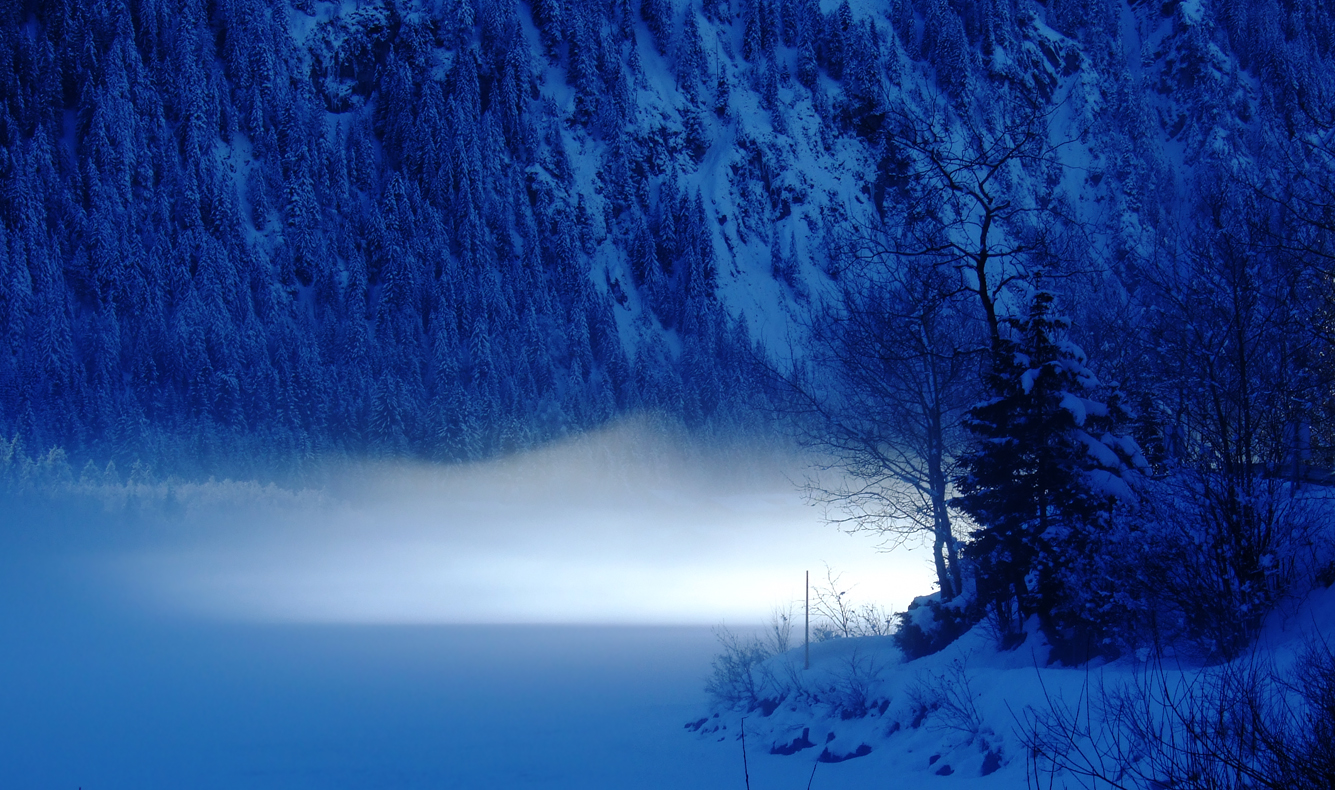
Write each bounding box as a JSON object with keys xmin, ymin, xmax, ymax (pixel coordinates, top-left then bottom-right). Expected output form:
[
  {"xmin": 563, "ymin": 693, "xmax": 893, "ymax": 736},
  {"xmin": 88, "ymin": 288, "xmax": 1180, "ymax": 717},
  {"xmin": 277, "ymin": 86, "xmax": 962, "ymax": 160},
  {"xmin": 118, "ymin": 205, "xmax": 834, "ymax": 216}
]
[
  {"xmin": 5, "ymin": 0, "xmax": 1328, "ymax": 477},
  {"xmin": 3, "ymin": 0, "xmax": 1335, "ymax": 785}
]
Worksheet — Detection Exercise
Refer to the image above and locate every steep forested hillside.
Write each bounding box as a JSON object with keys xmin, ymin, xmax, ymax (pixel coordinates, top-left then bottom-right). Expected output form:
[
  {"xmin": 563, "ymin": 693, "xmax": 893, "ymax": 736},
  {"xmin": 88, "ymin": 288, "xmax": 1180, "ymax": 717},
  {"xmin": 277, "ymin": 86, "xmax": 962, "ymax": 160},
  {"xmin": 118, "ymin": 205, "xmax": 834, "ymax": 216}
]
[{"xmin": 1, "ymin": 0, "xmax": 1332, "ymax": 480}]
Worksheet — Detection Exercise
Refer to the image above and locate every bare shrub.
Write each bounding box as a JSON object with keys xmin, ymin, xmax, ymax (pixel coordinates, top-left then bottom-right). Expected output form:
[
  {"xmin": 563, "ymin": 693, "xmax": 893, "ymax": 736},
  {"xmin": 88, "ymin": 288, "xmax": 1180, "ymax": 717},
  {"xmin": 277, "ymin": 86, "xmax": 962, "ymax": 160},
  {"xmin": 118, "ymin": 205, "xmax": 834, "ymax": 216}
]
[
  {"xmin": 1022, "ymin": 636, "xmax": 1335, "ymax": 790},
  {"xmin": 810, "ymin": 565, "xmax": 895, "ymax": 640},
  {"xmin": 908, "ymin": 656, "xmax": 985, "ymax": 740},
  {"xmin": 855, "ymin": 603, "xmax": 895, "ymax": 636},
  {"xmin": 811, "ymin": 566, "xmax": 859, "ymax": 639},
  {"xmin": 821, "ymin": 647, "xmax": 884, "ymax": 719},
  {"xmin": 766, "ymin": 605, "xmax": 794, "ymax": 654},
  {"xmin": 774, "ymin": 649, "xmax": 814, "ymax": 702},
  {"xmin": 706, "ymin": 574, "xmax": 899, "ymax": 714},
  {"xmin": 705, "ymin": 627, "xmax": 776, "ymax": 711}
]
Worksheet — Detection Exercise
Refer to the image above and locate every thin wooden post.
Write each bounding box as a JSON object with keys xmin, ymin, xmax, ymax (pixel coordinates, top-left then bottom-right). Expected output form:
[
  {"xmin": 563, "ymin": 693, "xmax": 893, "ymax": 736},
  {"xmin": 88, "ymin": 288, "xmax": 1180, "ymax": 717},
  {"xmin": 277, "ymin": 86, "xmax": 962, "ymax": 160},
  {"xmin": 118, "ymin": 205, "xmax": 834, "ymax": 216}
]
[
  {"xmin": 740, "ymin": 716, "xmax": 752, "ymax": 790},
  {"xmin": 804, "ymin": 569, "xmax": 810, "ymax": 670}
]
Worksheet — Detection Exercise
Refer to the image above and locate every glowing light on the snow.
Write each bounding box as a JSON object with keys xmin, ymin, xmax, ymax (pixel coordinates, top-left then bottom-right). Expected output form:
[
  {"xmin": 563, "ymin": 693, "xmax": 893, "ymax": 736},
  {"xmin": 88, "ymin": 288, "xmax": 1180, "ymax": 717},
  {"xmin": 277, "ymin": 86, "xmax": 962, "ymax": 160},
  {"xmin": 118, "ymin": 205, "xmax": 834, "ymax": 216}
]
[{"xmin": 106, "ymin": 421, "xmax": 935, "ymax": 624}]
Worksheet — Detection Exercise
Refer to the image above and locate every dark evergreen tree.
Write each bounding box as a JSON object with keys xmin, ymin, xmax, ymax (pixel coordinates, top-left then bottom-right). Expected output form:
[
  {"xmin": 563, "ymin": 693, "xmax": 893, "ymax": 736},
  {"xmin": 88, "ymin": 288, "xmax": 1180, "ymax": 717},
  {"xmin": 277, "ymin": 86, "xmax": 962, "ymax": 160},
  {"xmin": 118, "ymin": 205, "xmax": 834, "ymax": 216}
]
[
  {"xmin": 532, "ymin": 0, "xmax": 564, "ymax": 54},
  {"xmin": 676, "ymin": 11, "xmax": 707, "ymax": 96},
  {"xmin": 956, "ymin": 290, "xmax": 1142, "ymax": 657},
  {"xmin": 641, "ymin": 0, "xmax": 672, "ymax": 54}
]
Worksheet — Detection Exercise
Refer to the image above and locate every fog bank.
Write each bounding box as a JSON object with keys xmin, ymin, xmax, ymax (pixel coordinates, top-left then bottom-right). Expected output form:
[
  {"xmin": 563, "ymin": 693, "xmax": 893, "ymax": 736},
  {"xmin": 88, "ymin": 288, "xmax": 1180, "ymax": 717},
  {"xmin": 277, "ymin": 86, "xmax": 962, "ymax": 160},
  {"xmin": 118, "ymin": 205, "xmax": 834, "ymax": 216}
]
[{"xmin": 73, "ymin": 421, "xmax": 935, "ymax": 624}]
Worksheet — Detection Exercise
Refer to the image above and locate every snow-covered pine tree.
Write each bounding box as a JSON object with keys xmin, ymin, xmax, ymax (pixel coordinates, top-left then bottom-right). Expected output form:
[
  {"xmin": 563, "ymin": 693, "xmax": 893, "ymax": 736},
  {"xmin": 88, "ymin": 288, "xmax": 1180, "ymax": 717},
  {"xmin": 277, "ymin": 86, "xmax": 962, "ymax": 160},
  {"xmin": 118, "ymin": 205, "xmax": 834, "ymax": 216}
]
[{"xmin": 955, "ymin": 289, "xmax": 1144, "ymax": 659}]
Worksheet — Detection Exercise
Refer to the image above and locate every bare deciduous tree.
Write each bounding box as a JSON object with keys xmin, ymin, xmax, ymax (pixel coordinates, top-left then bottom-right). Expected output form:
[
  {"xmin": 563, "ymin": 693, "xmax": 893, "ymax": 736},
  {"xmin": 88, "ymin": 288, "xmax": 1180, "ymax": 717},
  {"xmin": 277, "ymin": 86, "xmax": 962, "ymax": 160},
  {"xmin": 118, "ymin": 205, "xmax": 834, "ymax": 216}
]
[
  {"xmin": 849, "ymin": 95, "xmax": 1082, "ymax": 353},
  {"xmin": 776, "ymin": 94, "xmax": 1079, "ymax": 603},
  {"xmin": 789, "ymin": 256, "xmax": 979, "ymax": 600},
  {"xmin": 1126, "ymin": 178, "xmax": 1329, "ymax": 656}
]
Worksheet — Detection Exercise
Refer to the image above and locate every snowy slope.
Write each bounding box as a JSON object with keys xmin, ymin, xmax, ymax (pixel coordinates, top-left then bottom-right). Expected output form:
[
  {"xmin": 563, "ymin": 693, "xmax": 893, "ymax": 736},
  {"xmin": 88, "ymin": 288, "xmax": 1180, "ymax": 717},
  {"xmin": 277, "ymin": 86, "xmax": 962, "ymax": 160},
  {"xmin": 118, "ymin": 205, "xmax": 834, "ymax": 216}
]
[{"xmin": 699, "ymin": 566, "xmax": 1335, "ymax": 787}]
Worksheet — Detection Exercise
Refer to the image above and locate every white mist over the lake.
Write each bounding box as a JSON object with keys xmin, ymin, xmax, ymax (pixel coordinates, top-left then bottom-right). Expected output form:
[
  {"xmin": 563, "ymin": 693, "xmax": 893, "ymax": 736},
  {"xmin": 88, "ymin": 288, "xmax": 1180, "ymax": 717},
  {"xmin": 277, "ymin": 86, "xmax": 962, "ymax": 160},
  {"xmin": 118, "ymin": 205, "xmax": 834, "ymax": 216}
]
[{"xmin": 101, "ymin": 420, "xmax": 936, "ymax": 625}]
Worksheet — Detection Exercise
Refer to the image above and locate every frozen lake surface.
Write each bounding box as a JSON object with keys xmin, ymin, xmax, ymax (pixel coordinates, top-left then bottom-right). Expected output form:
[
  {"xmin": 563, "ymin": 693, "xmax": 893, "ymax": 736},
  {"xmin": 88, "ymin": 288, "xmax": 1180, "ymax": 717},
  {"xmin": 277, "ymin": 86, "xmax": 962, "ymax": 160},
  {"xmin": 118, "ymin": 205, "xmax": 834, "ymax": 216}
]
[
  {"xmin": 0, "ymin": 559, "xmax": 898, "ymax": 789},
  {"xmin": 1, "ymin": 579, "xmax": 740, "ymax": 788}
]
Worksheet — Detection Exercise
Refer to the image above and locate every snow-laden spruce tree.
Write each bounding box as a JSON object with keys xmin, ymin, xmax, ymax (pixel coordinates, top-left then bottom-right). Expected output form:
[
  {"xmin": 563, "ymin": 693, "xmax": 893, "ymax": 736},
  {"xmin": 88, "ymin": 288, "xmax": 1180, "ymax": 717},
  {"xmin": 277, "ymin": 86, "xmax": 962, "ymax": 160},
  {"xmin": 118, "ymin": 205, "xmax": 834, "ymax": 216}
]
[{"xmin": 955, "ymin": 289, "xmax": 1145, "ymax": 661}]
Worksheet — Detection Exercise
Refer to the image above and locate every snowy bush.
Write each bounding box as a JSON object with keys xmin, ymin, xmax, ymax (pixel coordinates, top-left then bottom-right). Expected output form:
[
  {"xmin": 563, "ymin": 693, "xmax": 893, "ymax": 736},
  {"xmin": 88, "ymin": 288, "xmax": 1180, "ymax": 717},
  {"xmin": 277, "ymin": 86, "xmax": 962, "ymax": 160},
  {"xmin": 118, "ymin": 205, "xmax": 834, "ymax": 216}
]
[
  {"xmin": 1066, "ymin": 473, "xmax": 1328, "ymax": 661},
  {"xmin": 1156, "ymin": 474, "xmax": 1326, "ymax": 658},
  {"xmin": 893, "ymin": 593, "xmax": 974, "ymax": 660}
]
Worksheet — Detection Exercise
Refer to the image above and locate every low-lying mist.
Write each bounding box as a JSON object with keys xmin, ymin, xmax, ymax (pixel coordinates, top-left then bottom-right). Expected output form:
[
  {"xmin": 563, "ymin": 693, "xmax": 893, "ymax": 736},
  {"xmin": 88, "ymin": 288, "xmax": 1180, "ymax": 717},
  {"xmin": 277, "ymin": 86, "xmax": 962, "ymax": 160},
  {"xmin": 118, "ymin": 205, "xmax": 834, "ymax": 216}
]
[{"xmin": 8, "ymin": 420, "xmax": 934, "ymax": 625}]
